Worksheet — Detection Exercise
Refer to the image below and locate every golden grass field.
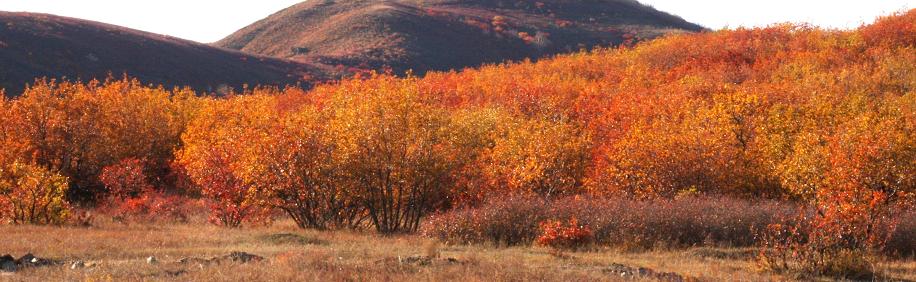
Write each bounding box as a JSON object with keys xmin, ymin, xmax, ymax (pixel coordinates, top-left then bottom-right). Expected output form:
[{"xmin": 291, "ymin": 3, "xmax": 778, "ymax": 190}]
[{"xmin": 2, "ymin": 219, "xmax": 914, "ymax": 282}]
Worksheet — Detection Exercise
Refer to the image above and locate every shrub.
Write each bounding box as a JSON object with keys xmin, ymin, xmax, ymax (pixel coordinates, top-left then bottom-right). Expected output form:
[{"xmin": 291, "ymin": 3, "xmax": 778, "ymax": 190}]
[
  {"xmin": 176, "ymin": 96, "xmax": 277, "ymax": 227},
  {"xmin": 563, "ymin": 196, "xmax": 797, "ymax": 250},
  {"xmin": 421, "ymin": 194, "xmax": 549, "ymax": 246},
  {"xmin": 327, "ymin": 78, "xmax": 469, "ymax": 233},
  {"xmin": 106, "ymin": 190, "xmax": 201, "ymax": 223},
  {"xmin": 535, "ymin": 218, "xmax": 593, "ymax": 250},
  {"xmin": 260, "ymin": 106, "xmax": 363, "ymax": 230},
  {"xmin": 756, "ymin": 217, "xmax": 878, "ymax": 279},
  {"xmin": 0, "ymin": 162, "xmax": 71, "ymax": 224},
  {"xmin": 422, "ymin": 195, "xmax": 795, "ymax": 249},
  {"xmin": 755, "ymin": 194, "xmax": 902, "ymax": 279},
  {"xmin": 99, "ymin": 158, "xmax": 153, "ymax": 199},
  {"xmin": 99, "ymin": 158, "xmax": 202, "ymax": 223}
]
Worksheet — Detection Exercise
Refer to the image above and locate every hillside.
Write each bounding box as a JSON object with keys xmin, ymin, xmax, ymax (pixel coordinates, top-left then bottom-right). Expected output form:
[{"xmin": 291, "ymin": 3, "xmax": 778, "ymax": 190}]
[
  {"xmin": 0, "ymin": 12, "xmax": 325, "ymax": 97},
  {"xmin": 215, "ymin": 0, "xmax": 704, "ymax": 75}
]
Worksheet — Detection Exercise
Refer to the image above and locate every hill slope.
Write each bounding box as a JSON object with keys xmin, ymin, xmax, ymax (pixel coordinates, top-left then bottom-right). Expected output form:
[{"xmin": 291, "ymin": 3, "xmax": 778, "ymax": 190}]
[
  {"xmin": 215, "ymin": 0, "xmax": 704, "ymax": 75},
  {"xmin": 0, "ymin": 12, "xmax": 324, "ymax": 97}
]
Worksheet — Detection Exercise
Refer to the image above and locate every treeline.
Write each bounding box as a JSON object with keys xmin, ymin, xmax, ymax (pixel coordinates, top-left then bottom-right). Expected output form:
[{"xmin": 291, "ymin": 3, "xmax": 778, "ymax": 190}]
[{"xmin": 0, "ymin": 10, "xmax": 913, "ymax": 239}]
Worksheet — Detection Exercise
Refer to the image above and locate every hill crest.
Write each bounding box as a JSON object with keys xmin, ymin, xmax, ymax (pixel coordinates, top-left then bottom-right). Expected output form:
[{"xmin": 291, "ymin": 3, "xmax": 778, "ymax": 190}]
[{"xmin": 216, "ymin": 0, "xmax": 705, "ymax": 75}]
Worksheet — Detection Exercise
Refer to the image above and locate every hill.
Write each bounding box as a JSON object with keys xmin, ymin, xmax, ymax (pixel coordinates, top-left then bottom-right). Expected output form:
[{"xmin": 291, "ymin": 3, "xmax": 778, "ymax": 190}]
[
  {"xmin": 0, "ymin": 12, "xmax": 325, "ymax": 97},
  {"xmin": 215, "ymin": 0, "xmax": 704, "ymax": 75}
]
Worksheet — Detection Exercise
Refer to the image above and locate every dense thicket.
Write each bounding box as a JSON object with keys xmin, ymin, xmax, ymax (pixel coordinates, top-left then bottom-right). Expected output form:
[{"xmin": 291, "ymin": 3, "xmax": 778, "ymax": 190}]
[{"xmin": 0, "ymin": 11, "xmax": 913, "ymax": 239}]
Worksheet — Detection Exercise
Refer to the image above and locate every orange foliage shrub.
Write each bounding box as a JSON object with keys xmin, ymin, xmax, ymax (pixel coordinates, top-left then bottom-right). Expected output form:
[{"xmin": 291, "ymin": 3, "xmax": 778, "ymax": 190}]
[
  {"xmin": 0, "ymin": 162, "xmax": 70, "ymax": 224},
  {"xmin": 1, "ymin": 78, "xmax": 197, "ymax": 202}
]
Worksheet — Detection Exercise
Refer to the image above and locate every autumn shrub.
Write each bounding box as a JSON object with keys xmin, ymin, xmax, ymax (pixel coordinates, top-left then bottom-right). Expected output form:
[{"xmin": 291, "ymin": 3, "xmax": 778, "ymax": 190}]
[
  {"xmin": 259, "ymin": 106, "xmax": 364, "ymax": 230},
  {"xmin": 99, "ymin": 158, "xmax": 153, "ymax": 199},
  {"xmin": 3, "ymin": 78, "xmax": 197, "ymax": 203},
  {"xmin": 755, "ymin": 189, "xmax": 907, "ymax": 279},
  {"xmin": 327, "ymin": 77, "xmax": 470, "ymax": 233},
  {"xmin": 198, "ymin": 152, "xmax": 273, "ymax": 227},
  {"xmin": 552, "ymin": 196, "xmax": 794, "ymax": 249},
  {"xmin": 421, "ymin": 194, "xmax": 549, "ymax": 246},
  {"xmin": 105, "ymin": 190, "xmax": 202, "ymax": 223},
  {"xmin": 422, "ymin": 195, "xmax": 795, "ymax": 249},
  {"xmin": 177, "ymin": 95, "xmax": 276, "ymax": 227},
  {"xmin": 98, "ymin": 158, "xmax": 202, "ymax": 223},
  {"xmin": 0, "ymin": 162, "xmax": 71, "ymax": 224},
  {"xmin": 483, "ymin": 117, "xmax": 592, "ymax": 197},
  {"xmin": 756, "ymin": 214, "xmax": 881, "ymax": 279},
  {"xmin": 535, "ymin": 218, "xmax": 594, "ymax": 250}
]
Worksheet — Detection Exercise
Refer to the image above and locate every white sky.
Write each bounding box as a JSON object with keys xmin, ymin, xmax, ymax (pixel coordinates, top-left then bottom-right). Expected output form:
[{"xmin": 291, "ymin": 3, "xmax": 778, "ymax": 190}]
[{"xmin": 0, "ymin": 0, "xmax": 913, "ymax": 43}]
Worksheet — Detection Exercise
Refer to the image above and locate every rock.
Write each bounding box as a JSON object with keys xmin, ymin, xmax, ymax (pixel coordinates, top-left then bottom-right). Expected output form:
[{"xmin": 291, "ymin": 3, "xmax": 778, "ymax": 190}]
[
  {"xmin": 17, "ymin": 254, "xmax": 35, "ymax": 265},
  {"xmin": 602, "ymin": 262, "xmax": 689, "ymax": 282},
  {"xmin": 0, "ymin": 255, "xmax": 13, "ymax": 263},
  {"xmin": 0, "ymin": 261, "xmax": 16, "ymax": 273},
  {"xmin": 146, "ymin": 256, "xmax": 158, "ymax": 264},
  {"xmin": 224, "ymin": 252, "xmax": 263, "ymax": 263},
  {"xmin": 177, "ymin": 252, "xmax": 264, "ymax": 267},
  {"xmin": 70, "ymin": 260, "xmax": 85, "ymax": 270},
  {"xmin": 0, "ymin": 255, "xmax": 16, "ymax": 273}
]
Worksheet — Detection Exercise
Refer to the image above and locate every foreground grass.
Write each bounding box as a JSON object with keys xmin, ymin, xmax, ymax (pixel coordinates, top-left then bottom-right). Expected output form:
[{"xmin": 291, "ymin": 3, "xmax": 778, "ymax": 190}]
[{"xmin": 1, "ymin": 220, "xmax": 913, "ymax": 281}]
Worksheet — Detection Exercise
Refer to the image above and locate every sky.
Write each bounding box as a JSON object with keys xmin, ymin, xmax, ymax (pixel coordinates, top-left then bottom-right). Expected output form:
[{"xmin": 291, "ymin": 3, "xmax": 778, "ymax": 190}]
[{"xmin": 0, "ymin": 0, "xmax": 912, "ymax": 43}]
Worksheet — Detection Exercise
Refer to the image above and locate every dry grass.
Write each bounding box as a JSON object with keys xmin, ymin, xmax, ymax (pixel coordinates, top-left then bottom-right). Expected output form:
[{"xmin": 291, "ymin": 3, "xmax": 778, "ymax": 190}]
[{"xmin": 1, "ymin": 220, "xmax": 913, "ymax": 281}]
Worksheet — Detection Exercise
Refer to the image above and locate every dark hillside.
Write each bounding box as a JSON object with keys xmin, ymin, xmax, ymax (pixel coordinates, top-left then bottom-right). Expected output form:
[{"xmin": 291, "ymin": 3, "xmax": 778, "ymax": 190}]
[
  {"xmin": 216, "ymin": 0, "xmax": 704, "ymax": 75},
  {"xmin": 0, "ymin": 12, "xmax": 325, "ymax": 96}
]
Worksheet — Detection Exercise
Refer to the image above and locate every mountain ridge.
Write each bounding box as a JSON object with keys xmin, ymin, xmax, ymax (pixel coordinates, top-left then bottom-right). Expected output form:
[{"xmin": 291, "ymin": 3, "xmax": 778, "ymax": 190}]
[
  {"xmin": 216, "ymin": 0, "xmax": 705, "ymax": 75},
  {"xmin": 0, "ymin": 11, "xmax": 324, "ymax": 97}
]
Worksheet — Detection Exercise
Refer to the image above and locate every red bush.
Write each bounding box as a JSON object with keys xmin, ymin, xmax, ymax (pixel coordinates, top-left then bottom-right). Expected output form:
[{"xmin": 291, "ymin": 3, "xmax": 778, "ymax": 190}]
[
  {"xmin": 99, "ymin": 158, "xmax": 152, "ymax": 199},
  {"xmin": 536, "ymin": 218, "xmax": 593, "ymax": 250},
  {"xmin": 106, "ymin": 190, "xmax": 202, "ymax": 223}
]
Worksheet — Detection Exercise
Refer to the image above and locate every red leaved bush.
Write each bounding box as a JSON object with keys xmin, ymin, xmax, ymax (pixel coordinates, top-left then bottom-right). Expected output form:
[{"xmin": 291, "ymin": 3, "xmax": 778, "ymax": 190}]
[
  {"xmin": 756, "ymin": 190, "xmax": 907, "ymax": 278},
  {"xmin": 106, "ymin": 190, "xmax": 203, "ymax": 223},
  {"xmin": 536, "ymin": 218, "xmax": 593, "ymax": 250},
  {"xmin": 99, "ymin": 158, "xmax": 152, "ymax": 199},
  {"xmin": 99, "ymin": 158, "xmax": 204, "ymax": 223}
]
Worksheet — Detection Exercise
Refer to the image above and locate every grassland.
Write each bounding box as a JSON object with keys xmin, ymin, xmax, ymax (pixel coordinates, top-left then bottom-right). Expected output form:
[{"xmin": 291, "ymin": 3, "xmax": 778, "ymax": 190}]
[{"xmin": 1, "ymin": 219, "xmax": 914, "ymax": 281}]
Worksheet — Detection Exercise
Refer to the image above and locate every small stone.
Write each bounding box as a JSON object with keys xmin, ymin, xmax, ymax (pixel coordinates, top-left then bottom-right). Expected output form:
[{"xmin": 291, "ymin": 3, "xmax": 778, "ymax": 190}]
[
  {"xmin": 18, "ymin": 253, "xmax": 35, "ymax": 265},
  {"xmin": 146, "ymin": 256, "xmax": 158, "ymax": 264},
  {"xmin": 0, "ymin": 261, "xmax": 16, "ymax": 273},
  {"xmin": 70, "ymin": 260, "xmax": 85, "ymax": 270},
  {"xmin": 225, "ymin": 251, "xmax": 263, "ymax": 263}
]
